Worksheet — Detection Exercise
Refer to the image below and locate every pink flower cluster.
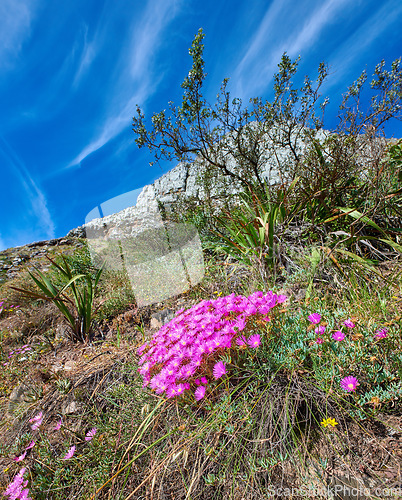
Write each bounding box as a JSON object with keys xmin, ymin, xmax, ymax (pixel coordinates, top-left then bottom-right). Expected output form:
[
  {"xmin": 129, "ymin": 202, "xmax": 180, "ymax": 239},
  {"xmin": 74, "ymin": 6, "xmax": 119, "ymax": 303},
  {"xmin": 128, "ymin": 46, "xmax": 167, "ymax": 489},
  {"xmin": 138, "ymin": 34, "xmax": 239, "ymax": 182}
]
[
  {"xmin": 137, "ymin": 291, "xmax": 287, "ymax": 400},
  {"xmin": 308, "ymin": 313, "xmax": 389, "ymax": 345},
  {"xmin": 8, "ymin": 345, "xmax": 32, "ymax": 359},
  {"xmin": 3, "ymin": 468, "xmax": 32, "ymax": 500},
  {"xmin": 3, "ymin": 344, "xmax": 32, "ymax": 367},
  {"xmin": 5, "ymin": 413, "xmax": 98, "ymax": 497},
  {"xmin": 308, "ymin": 314, "xmax": 355, "ymax": 344},
  {"xmin": 0, "ymin": 301, "xmax": 20, "ymax": 316}
]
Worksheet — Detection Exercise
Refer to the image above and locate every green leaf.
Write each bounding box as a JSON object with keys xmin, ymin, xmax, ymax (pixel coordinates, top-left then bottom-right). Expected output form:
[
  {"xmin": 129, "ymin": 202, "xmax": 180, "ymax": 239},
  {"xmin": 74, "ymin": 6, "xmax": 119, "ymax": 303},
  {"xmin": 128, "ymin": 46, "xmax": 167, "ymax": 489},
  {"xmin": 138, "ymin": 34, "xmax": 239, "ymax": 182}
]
[{"xmin": 336, "ymin": 208, "xmax": 388, "ymax": 237}]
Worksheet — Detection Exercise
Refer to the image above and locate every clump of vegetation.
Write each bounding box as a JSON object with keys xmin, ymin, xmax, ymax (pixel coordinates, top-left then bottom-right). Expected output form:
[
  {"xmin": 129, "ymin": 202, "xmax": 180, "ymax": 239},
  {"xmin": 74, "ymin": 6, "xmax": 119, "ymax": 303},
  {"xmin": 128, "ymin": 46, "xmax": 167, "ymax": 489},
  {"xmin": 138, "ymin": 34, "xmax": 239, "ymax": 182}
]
[{"xmin": 10, "ymin": 255, "xmax": 103, "ymax": 343}]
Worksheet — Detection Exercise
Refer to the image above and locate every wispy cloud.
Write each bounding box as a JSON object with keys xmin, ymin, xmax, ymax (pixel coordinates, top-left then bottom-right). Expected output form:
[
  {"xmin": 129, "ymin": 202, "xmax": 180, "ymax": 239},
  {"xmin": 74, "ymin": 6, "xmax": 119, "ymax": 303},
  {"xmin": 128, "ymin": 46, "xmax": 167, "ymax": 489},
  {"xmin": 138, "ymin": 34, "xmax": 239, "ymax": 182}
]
[
  {"xmin": 72, "ymin": 25, "xmax": 98, "ymax": 87},
  {"xmin": 0, "ymin": 0, "xmax": 38, "ymax": 69},
  {"xmin": 0, "ymin": 136, "xmax": 55, "ymax": 241},
  {"xmin": 70, "ymin": 86, "xmax": 150, "ymax": 165},
  {"xmin": 325, "ymin": 0, "xmax": 402, "ymax": 87},
  {"xmin": 232, "ymin": 0, "xmax": 352, "ymax": 97},
  {"xmin": 286, "ymin": 0, "xmax": 350, "ymax": 57},
  {"xmin": 68, "ymin": 0, "xmax": 181, "ymax": 168},
  {"xmin": 234, "ymin": 0, "xmax": 287, "ymax": 83}
]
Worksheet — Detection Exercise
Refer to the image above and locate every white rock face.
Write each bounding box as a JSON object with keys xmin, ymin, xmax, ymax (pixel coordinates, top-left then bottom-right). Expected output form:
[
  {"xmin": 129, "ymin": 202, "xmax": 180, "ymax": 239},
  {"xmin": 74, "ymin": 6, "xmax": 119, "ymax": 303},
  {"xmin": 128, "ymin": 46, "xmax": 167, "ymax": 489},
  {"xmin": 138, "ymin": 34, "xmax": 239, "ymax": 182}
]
[{"xmin": 69, "ymin": 127, "xmax": 332, "ymax": 236}]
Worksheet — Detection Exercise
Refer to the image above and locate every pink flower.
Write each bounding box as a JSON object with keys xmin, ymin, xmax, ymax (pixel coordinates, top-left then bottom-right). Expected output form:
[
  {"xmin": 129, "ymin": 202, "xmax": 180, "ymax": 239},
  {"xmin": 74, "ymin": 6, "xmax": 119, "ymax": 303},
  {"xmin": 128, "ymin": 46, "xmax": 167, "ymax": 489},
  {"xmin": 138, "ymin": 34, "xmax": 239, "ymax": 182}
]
[
  {"xmin": 29, "ymin": 412, "xmax": 43, "ymax": 431},
  {"xmin": 20, "ymin": 489, "xmax": 32, "ymax": 500},
  {"xmin": 194, "ymin": 386, "xmax": 206, "ymax": 401},
  {"xmin": 375, "ymin": 328, "xmax": 388, "ymax": 339},
  {"xmin": 62, "ymin": 445, "xmax": 76, "ymax": 460},
  {"xmin": 343, "ymin": 319, "xmax": 355, "ymax": 328},
  {"xmin": 276, "ymin": 294, "xmax": 288, "ymax": 304},
  {"xmin": 308, "ymin": 313, "xmax": 321, "ymax": 324},
  {"xmin": 54, "ymin": 419, "xmax": 62, "ymax": 431},
  {"xmin": 14, "ymin": 450, "xmax": 27, "ymax": 462},
  {"xmin": 29, "ymin": 411, "xmax": 43, "ymax": 423},
  {"xmin": 332, "ymin": 331, "xmax": 345, "ymax": 341},
  {"xmin": 200, "ymin": 376, "xmax": 208, "ymax": 384},
  {"xmin": 234, "ymin": 317, "xmax": 246, "ymax": 331},
  {"xmin": 25, "ymin": 440, "xmax": 36, "ymax": 450},
  {"xmin": 340, "ymin": 376, "xmax": 359, "ymax": 392},
  {"xmin": 155, "ymin": 382, "xmax": 168, "ymax": 394},
  {"xmin": 179, "ymin": 364, "xmax": 196, "ymax": 379},
  {"xmin": 85, "ymin": 428, "xmax": 97, "ymax": 441},
  {"xmin": 213, "ymin": 361, "xmax": 226, "ymax": 380},
  {"xmin": 192, "ymin": 357, "xmax": 203, "ymax": 369},
  {"xmin": 19, "ymin": 488, "xmax": 32, "ymax": 500},
  {"xmin": 166, "ymin": 385, "xmax": 179, "ymax": 398},
  {"xmin": 247, "ymin": 334, "xmax": 261, "ymax": 348},
  {"xmin": 175, "ymin": 384, "xmax": 186, "ymax": 395},
  {"xmin": 244, "ymin": 303, "xmax": 257, "ymax": 316},
  {"xmin": 4, "ymin": 468, "xmax": 29, "ymax": 499},
  {"xmin": 316, "ymin": 337, "xmax": 324, "ymax": 344},
  {"xmin": 235, "ymin": 336, "xmax": 247, "ymax": 347},
  {"xmin": 315, "ymin": 325, "xmax": 326, "ymax": 335},
  {"xmin": 194, "ymin": 378, "xmax": 201, "ymax": 386}
]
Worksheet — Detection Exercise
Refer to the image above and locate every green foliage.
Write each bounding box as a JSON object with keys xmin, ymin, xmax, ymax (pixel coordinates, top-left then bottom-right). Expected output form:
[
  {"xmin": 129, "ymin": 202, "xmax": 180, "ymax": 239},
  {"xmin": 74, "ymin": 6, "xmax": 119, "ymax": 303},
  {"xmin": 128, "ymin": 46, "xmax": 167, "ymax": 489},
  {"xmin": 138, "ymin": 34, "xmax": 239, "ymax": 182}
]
[
  {"xmin": 95, "ymin": 269, "xmax": 136, "ymax": 320},
  {"xmin": 57, "ymin": 245, "xmax": 99, "ymax": 281},
  {"xmin": 11, "ymin": 254, "xmax": 103, "ymax": 343},
  {"xmin": 133, "ymin": 30, "xmax": 402, "ymax": 228},
  {"xmin": 212, "ymin": 180, "xmax": 299, "ymax": 275},
  {"xmin": 387, "ymin": 139, "xmax": 402, "ymax": 175},
  {"xmin": 326, "ymin": 207, "xmax": 402, "ymax": 265},
  {"xmin": 133, "ymin": 29, "xmax": 329, "ymax": 195},
  {"xmin": 238, "ymin": 304, "xmax": 402, "ymax": 418},
  {"xmin": 339, "ymin": 57, "xmax": 402, "ymax": 135}
]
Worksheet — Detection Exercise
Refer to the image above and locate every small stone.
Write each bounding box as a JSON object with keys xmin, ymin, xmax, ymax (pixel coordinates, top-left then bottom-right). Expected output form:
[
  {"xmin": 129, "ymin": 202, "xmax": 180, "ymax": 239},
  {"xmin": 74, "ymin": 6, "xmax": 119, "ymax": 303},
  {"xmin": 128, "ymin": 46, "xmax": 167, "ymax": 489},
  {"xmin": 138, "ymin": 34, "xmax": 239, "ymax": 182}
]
[
  {"xmin": 55, "ymin": 325, "xmax": 70, "ymax": 340},
  {"xmin": 62, "ymin": 400, "xmax": 79, "ymax": 415},
  {"xmin": 151, "ymin": 308, "xmax": 174, "ymax": 328},
  {"xmin": 150, "ymin": 317, "xmax": 163, "ymax": 329},
  {"xmin": 64, "ymin": 360, "xmax": 75, "ymax": 371}
]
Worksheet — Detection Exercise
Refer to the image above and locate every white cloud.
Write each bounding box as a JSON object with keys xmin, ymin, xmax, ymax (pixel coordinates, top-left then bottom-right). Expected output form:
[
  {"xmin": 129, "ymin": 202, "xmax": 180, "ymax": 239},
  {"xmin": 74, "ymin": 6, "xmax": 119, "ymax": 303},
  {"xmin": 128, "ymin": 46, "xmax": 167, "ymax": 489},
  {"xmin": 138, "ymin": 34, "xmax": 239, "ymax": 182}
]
[
  {"xmin": 286, "ymin": 0, "xmax": 350, "ymax": 57},
  {"xmin": 72, "ymin": 25, "xmax": 97, "ymax": 87},
  {"xmin": 69, "ymin": 86, "xmax": 150, "ymax": 165},
  {"xmin": 68, "ymin": 0, "xmax": 181, "ymax": 168},
  {"xmin": 325, "ymin": 0, "xmax": 402, "ymax": 87},
  {"xmin": 232, "ymin": 0, "xmax": 352, "ymax": 98},
  {"xmin": 0, "ymin": 0, "xmax": 38, "ymax": 68},
  {"xmin": 0, "ymin": 136, "xmax": 55, "ymax": 240},
  {"xmin": 128, "ymin": 0, "xmax": 179, "ymax": 79},
  {"xmin": 235, "ymin": 0, "xmax": 288, "ymax": 82}
]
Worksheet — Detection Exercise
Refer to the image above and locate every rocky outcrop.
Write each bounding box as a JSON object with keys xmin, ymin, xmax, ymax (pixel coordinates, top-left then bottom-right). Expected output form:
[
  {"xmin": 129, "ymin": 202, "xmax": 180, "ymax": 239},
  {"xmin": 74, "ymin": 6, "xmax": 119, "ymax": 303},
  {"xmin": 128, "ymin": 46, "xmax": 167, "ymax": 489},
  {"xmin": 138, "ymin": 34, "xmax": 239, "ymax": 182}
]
[
  {"xmin": 69, "ymin": 128, "xmax": 328, "ymax": 238},
  {"xmin": 0, "ymin": 237, "xmax": 82, "ymax": 281}
]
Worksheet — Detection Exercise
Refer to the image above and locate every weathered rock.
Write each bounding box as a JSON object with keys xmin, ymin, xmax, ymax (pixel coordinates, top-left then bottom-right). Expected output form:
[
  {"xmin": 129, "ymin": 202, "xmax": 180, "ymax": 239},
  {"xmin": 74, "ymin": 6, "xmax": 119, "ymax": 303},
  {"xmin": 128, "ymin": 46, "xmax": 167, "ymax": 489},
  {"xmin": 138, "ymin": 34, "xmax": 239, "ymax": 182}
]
[
  {"xmin": 150, "ymin": 308, "xmax": 175, "ymax": 329},
  {"xmin": 62, "ymin": 400, "xmax": 79, "ymax": 415},
  {"xmin": 68, "ymin": 129, "xmax": 322, "ymax": 237},
  {"xmin": 7, "ymin": 383, "xmax": 36, "ymax": 415},
  {"xmin": 63, "ymin": 360, "xmax": 76, "ymax": 372}
]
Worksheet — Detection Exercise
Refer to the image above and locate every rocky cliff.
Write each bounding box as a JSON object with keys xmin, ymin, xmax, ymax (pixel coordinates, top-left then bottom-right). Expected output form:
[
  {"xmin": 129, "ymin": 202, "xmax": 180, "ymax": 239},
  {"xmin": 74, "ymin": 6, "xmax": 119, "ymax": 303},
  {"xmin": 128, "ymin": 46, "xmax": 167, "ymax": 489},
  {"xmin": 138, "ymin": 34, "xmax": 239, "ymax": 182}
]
[{"xmin": 69, "ymin": 128, "xmax": 331, "ymax": 239}]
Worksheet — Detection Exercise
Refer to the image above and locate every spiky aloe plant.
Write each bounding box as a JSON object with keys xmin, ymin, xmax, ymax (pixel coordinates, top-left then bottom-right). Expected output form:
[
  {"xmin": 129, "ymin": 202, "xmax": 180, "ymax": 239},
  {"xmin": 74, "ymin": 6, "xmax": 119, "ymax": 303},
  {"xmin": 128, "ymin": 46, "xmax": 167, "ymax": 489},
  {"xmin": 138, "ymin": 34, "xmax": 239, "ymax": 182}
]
[
  {"xmin": 212, "ymin": 178, "xmax": 299, "ymax": 273},
  {"xmin": 12, "ymin": 255, "xmax": 103, "ymax": 343}
]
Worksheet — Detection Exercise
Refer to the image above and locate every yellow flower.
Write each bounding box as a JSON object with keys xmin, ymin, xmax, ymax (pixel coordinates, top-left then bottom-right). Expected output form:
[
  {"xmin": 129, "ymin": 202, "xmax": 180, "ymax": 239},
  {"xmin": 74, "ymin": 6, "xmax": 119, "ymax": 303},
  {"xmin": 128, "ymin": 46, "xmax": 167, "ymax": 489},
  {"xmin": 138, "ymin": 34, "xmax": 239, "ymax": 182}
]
[{"xmin": 321, "ymin": 417, "xmax": 338, "ymax": 428}]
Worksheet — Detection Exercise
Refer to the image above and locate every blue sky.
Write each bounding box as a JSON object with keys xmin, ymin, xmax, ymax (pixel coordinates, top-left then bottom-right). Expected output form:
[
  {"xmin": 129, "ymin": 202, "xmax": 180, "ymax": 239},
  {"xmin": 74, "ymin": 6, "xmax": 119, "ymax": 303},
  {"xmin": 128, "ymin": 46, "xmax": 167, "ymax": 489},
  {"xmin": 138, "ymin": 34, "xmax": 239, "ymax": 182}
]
[{"xmin": 1, "ymin": 0, "xmax": 402, "ymax": 251}]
